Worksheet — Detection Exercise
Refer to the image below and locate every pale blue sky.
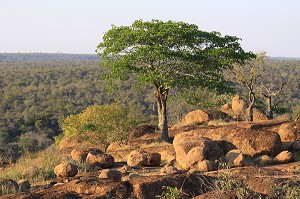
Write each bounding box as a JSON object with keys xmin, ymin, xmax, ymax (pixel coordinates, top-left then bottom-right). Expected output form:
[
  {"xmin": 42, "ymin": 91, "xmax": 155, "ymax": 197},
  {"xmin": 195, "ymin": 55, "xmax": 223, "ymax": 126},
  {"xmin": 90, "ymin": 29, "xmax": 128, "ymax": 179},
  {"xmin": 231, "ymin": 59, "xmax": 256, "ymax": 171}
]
[{"xmin": 1, "ymin": 0, "xmax": 300, "ymax": 57}]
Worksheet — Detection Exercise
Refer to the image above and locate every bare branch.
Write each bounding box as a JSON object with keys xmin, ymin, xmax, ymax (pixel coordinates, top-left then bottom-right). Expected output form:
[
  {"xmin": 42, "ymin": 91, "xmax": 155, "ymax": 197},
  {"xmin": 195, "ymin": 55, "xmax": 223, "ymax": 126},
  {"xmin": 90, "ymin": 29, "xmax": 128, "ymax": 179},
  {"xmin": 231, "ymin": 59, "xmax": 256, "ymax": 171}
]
[{"xmin": 261, "ymin": 82, "xmax": 285, "ymax": 97}]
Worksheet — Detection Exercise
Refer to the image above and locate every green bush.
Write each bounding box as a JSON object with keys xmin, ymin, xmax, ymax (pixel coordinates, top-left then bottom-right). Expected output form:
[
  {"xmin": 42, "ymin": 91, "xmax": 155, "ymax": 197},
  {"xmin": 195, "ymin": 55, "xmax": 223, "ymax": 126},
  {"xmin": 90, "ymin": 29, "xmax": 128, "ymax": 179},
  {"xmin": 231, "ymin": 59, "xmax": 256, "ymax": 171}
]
[
  {"xmin": 58, "ymin": 103, "xmax": 145, "ymax": 148},
  {"xmin": 156, "ymin": 186, "xmax": 188, "ymax": 199},
  {"xmin": 270, "ymin": 180, "xmax": 300, "ymax": 199}
]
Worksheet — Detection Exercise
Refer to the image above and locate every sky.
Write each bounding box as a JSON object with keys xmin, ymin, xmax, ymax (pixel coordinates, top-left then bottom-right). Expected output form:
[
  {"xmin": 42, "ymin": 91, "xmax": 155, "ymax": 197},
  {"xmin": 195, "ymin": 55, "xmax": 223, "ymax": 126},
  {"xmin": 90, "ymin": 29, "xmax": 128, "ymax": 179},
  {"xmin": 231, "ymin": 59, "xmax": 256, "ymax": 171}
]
[{"xmin": 1, "ymin": 0, "xmax": 300, "ymax": 57}]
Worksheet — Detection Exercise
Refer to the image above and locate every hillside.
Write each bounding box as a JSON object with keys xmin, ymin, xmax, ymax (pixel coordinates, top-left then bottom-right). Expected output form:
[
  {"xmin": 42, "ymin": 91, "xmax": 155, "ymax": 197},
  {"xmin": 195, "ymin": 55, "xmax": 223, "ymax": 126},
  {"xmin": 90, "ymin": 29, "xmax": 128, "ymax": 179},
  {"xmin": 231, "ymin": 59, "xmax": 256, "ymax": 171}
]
[{"xmin": 0, "ymin": 53, "xmax": 299, "ymax": 159}]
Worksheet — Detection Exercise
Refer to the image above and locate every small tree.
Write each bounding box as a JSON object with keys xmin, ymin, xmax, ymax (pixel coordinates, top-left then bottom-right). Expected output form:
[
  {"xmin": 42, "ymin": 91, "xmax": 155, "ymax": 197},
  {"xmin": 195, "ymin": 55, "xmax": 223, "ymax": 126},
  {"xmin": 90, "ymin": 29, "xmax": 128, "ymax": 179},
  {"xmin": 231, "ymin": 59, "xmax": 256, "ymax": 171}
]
[
  {"xmin": 261, "ymin": 82, "xmax": 284, "ymax": 119},
  {"xmin": 96, "ymin": 19, "xmax": 255, "ymax": 141},
  {"xmin": 233, "ymin": 52, "xmax": 266, "ymax": 121}
]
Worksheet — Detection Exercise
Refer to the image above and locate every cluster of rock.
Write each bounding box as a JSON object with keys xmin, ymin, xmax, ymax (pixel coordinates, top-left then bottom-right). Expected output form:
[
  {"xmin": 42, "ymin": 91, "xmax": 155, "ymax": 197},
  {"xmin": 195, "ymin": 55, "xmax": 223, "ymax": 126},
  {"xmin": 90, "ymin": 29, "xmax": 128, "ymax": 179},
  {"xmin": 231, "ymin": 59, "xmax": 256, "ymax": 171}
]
[
  {"xmin": 222, "ymin": 95, "xmax": 270, "ymax": 121},
  {"xmin": 53, "ymin": 147, "xmax": 115, "ymax": 178},
  {"xmin": 173, "ymin": 118, "xmax": 300, "ymax": 171},
  {"xmin": 2, "ymin": 106, "xmax": 300, "ymax": 198}
]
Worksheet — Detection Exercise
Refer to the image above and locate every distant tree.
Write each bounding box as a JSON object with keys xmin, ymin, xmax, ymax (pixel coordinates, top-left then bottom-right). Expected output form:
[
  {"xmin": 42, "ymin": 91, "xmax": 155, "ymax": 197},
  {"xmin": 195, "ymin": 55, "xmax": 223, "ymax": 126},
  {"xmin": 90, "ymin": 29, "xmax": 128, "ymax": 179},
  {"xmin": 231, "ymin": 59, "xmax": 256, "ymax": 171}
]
[
  {"xmin": 96, "ymin": 19, "xmax": 255, "ymax": 141},
  {"xmin": 261, "ymin": 82, "xmax": 284, "ymax": 119},
  {"xmin": 233, "ymin": 52, "xmax": 266, "ymax": 121}
]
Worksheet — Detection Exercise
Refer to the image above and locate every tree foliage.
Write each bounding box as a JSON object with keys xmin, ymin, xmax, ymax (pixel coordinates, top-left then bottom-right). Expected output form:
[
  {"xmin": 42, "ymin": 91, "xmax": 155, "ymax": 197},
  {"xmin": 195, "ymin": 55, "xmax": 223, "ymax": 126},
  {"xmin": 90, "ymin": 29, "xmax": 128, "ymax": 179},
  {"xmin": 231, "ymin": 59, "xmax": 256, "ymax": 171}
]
[{"xmin": 96, "ymin": 19, "xmax": 255, "ymax": 141}]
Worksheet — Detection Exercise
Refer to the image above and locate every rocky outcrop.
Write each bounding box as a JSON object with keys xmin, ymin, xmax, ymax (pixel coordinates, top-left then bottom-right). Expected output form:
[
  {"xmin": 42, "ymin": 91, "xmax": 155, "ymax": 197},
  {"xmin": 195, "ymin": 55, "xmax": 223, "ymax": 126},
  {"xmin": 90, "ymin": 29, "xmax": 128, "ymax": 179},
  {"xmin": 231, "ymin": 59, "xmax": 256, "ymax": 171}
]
[
  {"xmin": 196, "ymin": 160, "xmax": 215, "ymax": 172},
  {"xmin": 70, "ymin": 147, "xmax": 103, "ymax": 163},
  {"xmin": 54, "ymin": 163, "xmax": 78, "ymax": 177},
  {"xmin": 250, "ymin": 108, "xmax": 270, "ymax": 121},
  {"xmin": 220, "ymin": 103, "xmax": 235, "ymax": 118},
  {"xmin": 277, "ymin": 121, "xmax": 300, "ymax": 142},
  {"xmin": 131, "ymin": 173, "xmax": 213, "ymax": 199},
  {"xmin": 57, "ymin": 135, "xmax": 84, "ymax": 153},
  {"xmin": 232, "ymin": 95, "xmax": 247, "ymax": 120},
  {"xmin": 274, "ymin": 151, "xmax": 293, "ymax": 164},
  {"xmin": 58, "ymin": 135, "xmax": 104, "ymax": 154},
  {"xmin": 160, "ymin": 165, "xmax": 180, "ymax": 175},
  {"xmin": 181, "ymin": 110, "xmax": 211, "ymax": 125},
  {"xmin": 128, "ymin": 124, "xmax": 156, "ymax": 140},
  {"xmin": 220, "ymin": 96, "xmax": 269, "ymax": 121},
  {"xmin": 176, "ymin": 126, "xmax": 282, "ymax": 157},
  {"xmin": 99, "ymin": 169, "xmax": 122, "ymax": 181},
  {"xmin": 173, "ymin": 132, "xmax": 221, "ymax": 169},
  {"xmin": 255, "ymin": 155, "xmax": 274, "ymax": 165},
  {"xmin": 225, "ymin": 149, "xmax": 244, "ymax": 167},
  {"xmin": 86, "ymin": 151, "xmax": 115, "ymax": 169},
  {"xmin": 127, "ymin": 149, "xmax": 161, "ymax": 168},
  {"xmin": 3, "ymin": 161, "xmax": 300, "ymax": 199}
]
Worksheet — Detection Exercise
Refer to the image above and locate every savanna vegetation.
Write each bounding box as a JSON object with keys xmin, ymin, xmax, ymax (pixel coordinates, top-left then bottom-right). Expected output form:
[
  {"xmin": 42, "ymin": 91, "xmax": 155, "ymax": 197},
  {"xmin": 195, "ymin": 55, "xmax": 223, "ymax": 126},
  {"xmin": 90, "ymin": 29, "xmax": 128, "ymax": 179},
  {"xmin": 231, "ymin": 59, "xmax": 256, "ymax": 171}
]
[{"xmin": 0, "ymin": 51, "xmax": 299, "ymax": 160}]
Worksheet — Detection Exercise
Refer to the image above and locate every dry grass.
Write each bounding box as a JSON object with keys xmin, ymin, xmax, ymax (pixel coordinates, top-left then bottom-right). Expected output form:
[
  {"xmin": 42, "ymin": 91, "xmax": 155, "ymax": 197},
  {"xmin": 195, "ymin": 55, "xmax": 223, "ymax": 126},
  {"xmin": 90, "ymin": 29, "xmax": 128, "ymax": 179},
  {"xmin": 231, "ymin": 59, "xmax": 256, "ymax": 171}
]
[
  {"xmin": 207, "ymin": 119, "xmax": 237, "ymax": 126},
  {"xmin": 0, "ymin": 146, "xmax": 63, "ymax": 184}
]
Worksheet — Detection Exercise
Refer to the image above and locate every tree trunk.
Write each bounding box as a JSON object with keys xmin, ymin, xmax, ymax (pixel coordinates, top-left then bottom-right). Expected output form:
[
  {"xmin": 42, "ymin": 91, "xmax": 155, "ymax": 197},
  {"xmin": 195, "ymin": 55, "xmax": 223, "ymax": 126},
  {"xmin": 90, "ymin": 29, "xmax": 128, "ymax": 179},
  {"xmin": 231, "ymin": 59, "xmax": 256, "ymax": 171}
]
[
  {"xmin": 248, "ymin": 90, "xmax": 255, "ymax": 121},
  {"xmin": 155, "ymin": 85, "xmax": 169, "ymax": 142},
  {"xmin": 265, "ymin": 96, "xmax": 273, "ymax": 119}
]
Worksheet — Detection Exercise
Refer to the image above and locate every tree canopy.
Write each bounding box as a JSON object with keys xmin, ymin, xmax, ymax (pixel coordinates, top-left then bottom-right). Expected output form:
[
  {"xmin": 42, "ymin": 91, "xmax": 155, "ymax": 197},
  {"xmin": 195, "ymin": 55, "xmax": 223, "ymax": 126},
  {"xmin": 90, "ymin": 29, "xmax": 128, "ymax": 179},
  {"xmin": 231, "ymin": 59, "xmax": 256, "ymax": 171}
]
[{"xmin": 96, "ymin": 19, "xmax": 255, "ymax": 141}]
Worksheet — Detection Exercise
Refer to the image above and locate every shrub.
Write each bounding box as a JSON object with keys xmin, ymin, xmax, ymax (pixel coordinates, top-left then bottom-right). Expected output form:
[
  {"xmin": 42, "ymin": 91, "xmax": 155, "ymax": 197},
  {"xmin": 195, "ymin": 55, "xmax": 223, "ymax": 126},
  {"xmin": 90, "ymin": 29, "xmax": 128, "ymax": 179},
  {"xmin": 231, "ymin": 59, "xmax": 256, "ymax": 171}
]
[
  {"xmin": 59, "ymin": 104, "xmax": 144, "ymax": 147},
  {"xmin": 213, "ymin": 162, "xmax": 259, "ymax": 199},
  {"xmin": 156, "ymin": 186, "xmax": 188, "ymax": 199},
  {"xmin": 270, "ymin": 180, "xmax": 300, "ymax": 199}
]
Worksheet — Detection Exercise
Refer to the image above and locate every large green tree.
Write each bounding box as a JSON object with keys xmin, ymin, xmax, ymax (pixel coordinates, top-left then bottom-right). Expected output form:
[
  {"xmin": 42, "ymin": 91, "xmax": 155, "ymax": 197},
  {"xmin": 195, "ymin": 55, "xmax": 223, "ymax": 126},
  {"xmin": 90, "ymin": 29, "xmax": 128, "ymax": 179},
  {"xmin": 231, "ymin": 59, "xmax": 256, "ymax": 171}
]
[{"xmin": 96, "ymin": 19, "xmax": 255, "ymax": 141}]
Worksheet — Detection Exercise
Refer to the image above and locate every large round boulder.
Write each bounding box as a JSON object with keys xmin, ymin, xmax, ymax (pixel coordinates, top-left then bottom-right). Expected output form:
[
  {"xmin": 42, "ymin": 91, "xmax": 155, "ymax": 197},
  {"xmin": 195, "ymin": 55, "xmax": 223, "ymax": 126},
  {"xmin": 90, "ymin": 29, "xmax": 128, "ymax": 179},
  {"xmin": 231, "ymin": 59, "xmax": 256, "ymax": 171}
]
[
  {"xmin": 176, "ymin": 126, "xmax": 282, "ymax": 157},
  {"xmin": 86, "ymin": 151, "xmax": 114, "ymax": 169},
  {"xmin": 252, "ymin": 108, "xmax": 269, "ymax": 121},
  {"xmin": 173, "ymin": 132, "xmax": 222, "ymax": 169},
  {"xmin": 277, "ymin": 122, "xmax": 300, "ymax": 142},
  {"xmin": 127, "ymin": 149, "xmax": 161, "ymax": 168},
  {"xmin": 275, "ymin": 151, "xmax": 293, "ymax": 164},
  {"xmin": 57, "ymin": 135, "xmax": 84, "ymax": 153},
  {"xmin": 232, "ymin": 95, "xmax": 247, "ymax": 120},
  {"xmin": 255, "ymin": 155, "xmax": 274, "ymax": 165},
  {"xmin": 127, "ymin": 149, "xmax": 147, "ymax": 168},
  {"xmin": 181, "ymin": 110, "xmax": 211, "ymax": 125},
  {"xmin": 70, "ymin": 148, "xmax": 89, "ymax": 163},
  {"xmin": 99, "ymin": 169, "xmax": 122, "ymax": 181},
  {"xmin": 54, "ymin": 163, "xmax": 78, "ymax": 177},
  {"xmin": 225, "ymin": 149, "xmax": 244, "ymax": 167},
  {"xmin": 196, "ymin": 160, "xmax": 215, "ymax": 172},
  {"xmin": 71, "ymin": 148, "xmax": 103, "ymax": 163},
  {"xmin": 128, "ymin": 124, "xmax": 156, "ymax": 140}
]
